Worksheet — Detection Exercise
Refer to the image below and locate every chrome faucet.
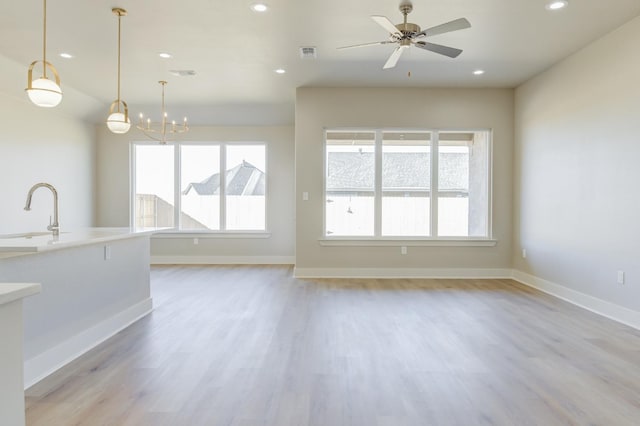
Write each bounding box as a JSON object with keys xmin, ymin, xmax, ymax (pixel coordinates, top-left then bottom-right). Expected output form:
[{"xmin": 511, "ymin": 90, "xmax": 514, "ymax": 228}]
[{"xmin": 24, "ymin": 183, "xmax": 60, "ymax": 236}]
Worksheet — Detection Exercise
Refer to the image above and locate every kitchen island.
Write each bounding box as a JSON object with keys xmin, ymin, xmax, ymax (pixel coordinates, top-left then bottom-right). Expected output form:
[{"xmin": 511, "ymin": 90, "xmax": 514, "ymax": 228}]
[
  {"xmin": 0, "ymin": 227, "xmax": 164, "ymax": 388},
  {"xmin": 0, "ymin": 283, "xmax": 41, "ymax": 426}
]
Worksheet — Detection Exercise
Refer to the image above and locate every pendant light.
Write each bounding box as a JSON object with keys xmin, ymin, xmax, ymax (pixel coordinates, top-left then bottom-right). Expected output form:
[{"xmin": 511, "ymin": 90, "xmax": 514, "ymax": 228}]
[
  {"xmin": 106, "ymin": 7, "xmax": 131, "ymax": 134},
  {"xmin": 26, "ymin": 0, "xmax": 62, "ymax": 107}
]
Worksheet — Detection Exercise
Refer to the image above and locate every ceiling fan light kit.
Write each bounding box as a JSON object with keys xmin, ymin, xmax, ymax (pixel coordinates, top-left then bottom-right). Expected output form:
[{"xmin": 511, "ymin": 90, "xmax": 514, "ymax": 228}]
[{"xmin": 338, "ymin": 0, "xmax": 471, "ymax": 70}]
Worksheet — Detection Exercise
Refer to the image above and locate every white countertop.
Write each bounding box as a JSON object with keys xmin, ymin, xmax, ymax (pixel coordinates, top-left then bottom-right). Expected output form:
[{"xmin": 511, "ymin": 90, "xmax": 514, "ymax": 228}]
[
  {"xmin": 0, "ymin": 227, "xmax": 166, "ymax": 253},
  {"xmin": 0, "ymin": 283, "xmax": 41, "ymax": 306}
]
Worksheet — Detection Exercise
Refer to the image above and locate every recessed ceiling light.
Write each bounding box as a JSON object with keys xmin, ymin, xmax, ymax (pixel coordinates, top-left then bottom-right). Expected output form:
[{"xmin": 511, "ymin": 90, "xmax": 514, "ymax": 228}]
[
  {"xmin": 546, "ymin": 1, "xmax": 568, "ymax": 10},
  {"xmin": 251, "ymin": 3, "xmax": 268, "ymax": 12},
  {"xmin": 158, "ymin": 52, "xmax": 173, "ymax": 59},
  {"xmin": 59, "ymin": 53, "xmax": 73, "ymax": 59},
  {"xmin": 473, "ymin": 69, "xmax": 485, "ymax": 75},
  {"xmin": 274, "ymin": 68, "xmax": 286, "ymax": 74}
]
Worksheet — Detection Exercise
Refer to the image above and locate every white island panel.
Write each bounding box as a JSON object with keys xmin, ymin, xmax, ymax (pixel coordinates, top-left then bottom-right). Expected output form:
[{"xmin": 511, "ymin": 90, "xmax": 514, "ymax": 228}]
[
  {"xmin": 0, "ymin": 283, "xmax": 40, "ymax": 426},
  {"xmin": 0, "ymin": 228, "xmax": 159, "ymax": 388}
]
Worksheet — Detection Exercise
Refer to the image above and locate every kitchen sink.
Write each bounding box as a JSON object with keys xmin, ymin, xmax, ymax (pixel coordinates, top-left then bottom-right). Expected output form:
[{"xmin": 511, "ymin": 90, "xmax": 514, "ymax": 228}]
[{"xmin": 1, "ymin": 231, "xmax": 67, "ymax": 239}]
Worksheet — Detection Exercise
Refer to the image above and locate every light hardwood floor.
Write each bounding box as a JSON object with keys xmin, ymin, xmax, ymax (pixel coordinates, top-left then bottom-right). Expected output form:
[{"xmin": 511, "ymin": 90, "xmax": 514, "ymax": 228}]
[{"xmin": 25, "ymin": 265, "xmax": 640, "ymax": 425}]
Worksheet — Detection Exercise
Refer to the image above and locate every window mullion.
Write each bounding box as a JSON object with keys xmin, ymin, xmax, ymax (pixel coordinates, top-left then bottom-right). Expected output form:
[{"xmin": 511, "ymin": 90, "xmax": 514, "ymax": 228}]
[
  {"xmin": 130, "ymin": 143, "xmax": 136, "ymax": 228},
  {"xmin": 174, "ymin": 143, "xmax": 181, "ymax": 230},
  {"xmin": 374, "ymin": 130, "xmax": 382, "ymax": 237},
  {"xmin": 220, "ymin": 144, "xmax": 227, "ymax": 231},
  {"xmin": 431, "ymin": 132, "xmax": 439, "ymax": 237}
]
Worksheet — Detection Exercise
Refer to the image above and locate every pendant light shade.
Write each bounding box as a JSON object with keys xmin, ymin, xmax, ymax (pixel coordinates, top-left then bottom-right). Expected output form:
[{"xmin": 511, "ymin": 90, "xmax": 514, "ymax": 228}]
[
  {"xmin": 107, "ymin": 111, "xmax": 131, "ymax": 134},
  {"xmin": 26, "ymin": 74, "xmax": 62, "ymax": 108},
  {"xmin": 26, "ymin": 0, "xmax": 62, "ymax": 107},
  {"xmin": 107, "ymin": 7, "xmax": 130, "ymax": 134}
]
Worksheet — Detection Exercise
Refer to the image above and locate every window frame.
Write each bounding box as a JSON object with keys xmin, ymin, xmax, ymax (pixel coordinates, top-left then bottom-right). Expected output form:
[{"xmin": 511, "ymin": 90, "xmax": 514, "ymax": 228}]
[
  {"xmin": 130, "ymin": 141, "xmax": 269, "ymax": 236},
  {"xmin": 322, "ymin": 128, "xmax": 494, "ymax": 245}
]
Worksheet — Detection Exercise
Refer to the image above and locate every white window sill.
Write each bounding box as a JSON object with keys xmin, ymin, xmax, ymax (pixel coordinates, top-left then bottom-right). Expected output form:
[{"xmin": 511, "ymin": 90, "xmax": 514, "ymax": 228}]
[
  {"xmin": 318, "ymin": 238, "xmax": 497, "ymax": 247},
  {"xmin": 153, "ymin": 231, "xmax": 271, "ymax": 239}
]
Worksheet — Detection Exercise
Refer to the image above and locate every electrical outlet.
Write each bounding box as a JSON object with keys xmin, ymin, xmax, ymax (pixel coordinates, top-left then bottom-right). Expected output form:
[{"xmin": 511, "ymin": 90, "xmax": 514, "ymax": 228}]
[
  {"xmin": 193, "ymin": 238, "xmax": 199, "ymax": 245},
  {"xmin": 617, "ymin": 270, "xmax": 625, "ymax": 285},
  {"xmin": 302, "ymin": 192, "xmax": 309, "ymax": 201},
  {"xmin": 401, "ymin": 246, "xmax": 407, "ymax": 255},
  {"xmin": 522, "ymin": 249, "xmax": 527, "ymax": 259},
  {"xmin": 104, "ymin": 245, "xmax": 111, "ymax": 260}
]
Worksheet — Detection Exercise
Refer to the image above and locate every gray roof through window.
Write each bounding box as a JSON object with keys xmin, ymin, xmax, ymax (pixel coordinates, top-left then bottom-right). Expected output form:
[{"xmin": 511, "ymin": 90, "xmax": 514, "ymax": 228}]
[
  {"xmin": 183, "ymin": 161, "xmax": 266, "ymax": 196},
  {"xmin": 326, "ymin": 152, "xmax": 468, "ymax": 191}
]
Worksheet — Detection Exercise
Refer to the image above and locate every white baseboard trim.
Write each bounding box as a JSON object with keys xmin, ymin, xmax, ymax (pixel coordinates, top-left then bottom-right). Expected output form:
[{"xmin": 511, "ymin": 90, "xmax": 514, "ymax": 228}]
[
  {"xmin": 151, "ymin": 255, "xmax": 295, "ymax": 265},
  {"xmin": 293, "ymin": 267, "xmax": 513, "ymax": 279},
  {"xmin": 511, "ymin": 270, "xmax": 640, "ymax": 331},
  {"xmin": 24, "ymin": 298, "xmax": 153, "ymax": 389}
]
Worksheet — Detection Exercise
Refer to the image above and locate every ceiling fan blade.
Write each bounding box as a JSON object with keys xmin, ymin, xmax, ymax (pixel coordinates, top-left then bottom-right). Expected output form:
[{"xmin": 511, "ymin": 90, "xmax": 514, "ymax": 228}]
[
  {"xmin": 383, "ymin": 46, "xmax": 408, "ymax": 69},
  {"xmin": 416, "ymin": 18, "xmax": 471, "ymax": 38},
  {"xmin": 414, "ymin": 41, "xmax": 463, "ymax": 58},
  {"xmin": 337, "ymin": 41, "xmax": 395, "ymax": 50},
  {"xmin": 371, "ymin": 15, "xmax": 402, "ymax": 37}
]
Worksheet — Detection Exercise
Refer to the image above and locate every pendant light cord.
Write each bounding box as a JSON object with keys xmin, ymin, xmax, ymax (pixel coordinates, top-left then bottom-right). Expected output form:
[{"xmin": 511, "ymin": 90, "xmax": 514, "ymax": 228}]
[
  {"xmin": 161, "ymin": 82, "xmax": 167, "ymax": 138},
  {"xmin": 43, "ymin": 0, "xmax": 47, "ymax": 78},
  {"xmin": 117, "ymin": 11, "xmax": 121, "ymax": 106},
  {"xmin": 162, "ymin": 83, "xmax": 166, "ymax": 113}
]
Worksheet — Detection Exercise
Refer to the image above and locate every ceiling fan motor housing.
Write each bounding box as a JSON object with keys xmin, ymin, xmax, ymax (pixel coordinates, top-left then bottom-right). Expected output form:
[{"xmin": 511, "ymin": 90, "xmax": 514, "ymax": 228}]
[{"xmin": 395, "ymin": 22, "xmax": 420, "ymax": 37}]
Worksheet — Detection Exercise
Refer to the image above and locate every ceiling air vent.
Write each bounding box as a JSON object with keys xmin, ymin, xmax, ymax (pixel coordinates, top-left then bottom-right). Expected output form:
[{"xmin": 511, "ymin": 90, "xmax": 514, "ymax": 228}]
[
  {"xmin": 169, "ymin": 70, "xmax": 197, "ymax": 77},
  {"xmin": 299, "ymin": 46, "xmax": 317, "ymax": 59}
]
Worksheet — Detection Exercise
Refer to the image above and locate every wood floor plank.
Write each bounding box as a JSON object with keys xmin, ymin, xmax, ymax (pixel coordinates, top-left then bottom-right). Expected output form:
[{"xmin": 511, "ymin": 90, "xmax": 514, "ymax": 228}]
[{"xmin": 25, "ymin": 265, "xmax": 640, "ymax": 426}]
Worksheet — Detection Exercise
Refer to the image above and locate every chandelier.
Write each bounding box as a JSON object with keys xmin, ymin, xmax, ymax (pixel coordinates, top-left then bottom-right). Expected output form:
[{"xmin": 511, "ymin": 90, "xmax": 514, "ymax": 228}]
[
  {"xmin": 26, "ymin": 0, "xmax": 62, "ymax": 107},
  {"xmin": 137, "ymin": 81, "xmax": 188, "ymax": 144},
  {"xmin": 106, "ymin": 7, "xmax": 130, "ymax": 134}
]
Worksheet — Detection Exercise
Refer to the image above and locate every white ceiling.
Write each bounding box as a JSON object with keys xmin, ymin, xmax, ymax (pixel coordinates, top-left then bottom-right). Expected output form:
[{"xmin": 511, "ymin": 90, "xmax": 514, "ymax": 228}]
[{"xmin": 2, "ymin": 0, "xmax": 639, "ymax": 124}]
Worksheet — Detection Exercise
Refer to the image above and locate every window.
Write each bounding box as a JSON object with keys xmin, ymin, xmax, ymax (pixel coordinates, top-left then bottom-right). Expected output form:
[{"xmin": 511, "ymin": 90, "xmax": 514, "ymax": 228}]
[
  {"xmin": 134, "ymin": 145, "xmax": 175, "ymax": 228},
  {"xmin": 181, "ymin": 145, "xmax": 221, "ymax": 230},
  {"xmin": 132, "ymin": 143, "xmax": 266, "ymax": 232},
  {"xmin": 324, "ymin": 129, "xmax": 490, "ymax": 239},
  {"xmin": 382, "ymin": 132, "xmax": 431, "ymax": 236},
  {"xmin": 325, "ymin": 132, "xmax": 375, "ymax": 236}
]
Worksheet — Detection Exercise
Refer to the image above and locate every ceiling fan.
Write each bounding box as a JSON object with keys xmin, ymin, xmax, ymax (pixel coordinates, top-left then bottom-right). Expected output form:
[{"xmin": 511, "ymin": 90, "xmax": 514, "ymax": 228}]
[{"xmin": 338, "ymin": 1, "xmax": 471, "ymax": 69}]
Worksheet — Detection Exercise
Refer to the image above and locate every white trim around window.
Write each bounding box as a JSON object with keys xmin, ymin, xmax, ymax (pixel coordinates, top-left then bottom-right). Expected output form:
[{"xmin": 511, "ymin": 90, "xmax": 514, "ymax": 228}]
[
  {"xmin": 322, "ymin": 127, "xmax": 494, "ymax": 244},
  {"xmin": 317, "ymin": 238, "xmax": 497, "ymax": 247},
  {"xmin": 130, "ymin": 141, "xmax": 269, "ymax": 235}
]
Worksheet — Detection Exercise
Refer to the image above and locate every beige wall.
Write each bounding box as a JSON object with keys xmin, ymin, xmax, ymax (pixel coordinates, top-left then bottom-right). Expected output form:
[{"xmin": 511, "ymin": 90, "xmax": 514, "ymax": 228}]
[
  {"xmin": 514, "ymin": 16, "xmax": 640, "ymax": 311},
  {"xmin": 96, "ymin": 126, "xmax": 295, "ymax": 259},
  {"xmin": 0, "ymin": 92, "xmax": 96, "ymax": 235},
  {"xmin": 295, "ymin": 87, "xmax": 514, "ymax": 271}
]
